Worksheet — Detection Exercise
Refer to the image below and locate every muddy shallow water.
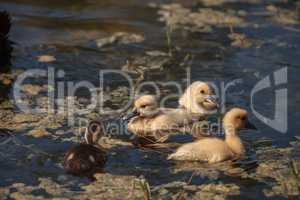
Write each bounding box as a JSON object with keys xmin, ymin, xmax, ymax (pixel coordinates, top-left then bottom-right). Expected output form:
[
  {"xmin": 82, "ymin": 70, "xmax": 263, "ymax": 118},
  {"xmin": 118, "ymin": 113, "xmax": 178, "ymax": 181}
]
[{"xmin": 0, "ymin": 0, "xmax": 300, "ymax": 199}]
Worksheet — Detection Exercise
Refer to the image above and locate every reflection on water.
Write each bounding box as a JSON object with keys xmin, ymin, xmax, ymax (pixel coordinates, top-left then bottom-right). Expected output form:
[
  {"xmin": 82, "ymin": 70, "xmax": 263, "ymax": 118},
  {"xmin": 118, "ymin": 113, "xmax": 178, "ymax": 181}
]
[{"xmin": 0, "ymin": 0, "xmax": 300, "ymax": 198}]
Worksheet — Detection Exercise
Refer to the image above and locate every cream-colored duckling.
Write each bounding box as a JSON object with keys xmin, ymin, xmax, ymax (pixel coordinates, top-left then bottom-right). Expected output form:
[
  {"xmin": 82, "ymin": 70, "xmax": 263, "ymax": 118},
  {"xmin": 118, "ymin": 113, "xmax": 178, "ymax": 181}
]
[
  {"xmin": 167, "ymin": 108, "xmax": 256, "ymax": 163},
  {"xmin": 178, "ymin": 81, "xmax": 218, "ymax": 119},
  {"xmin": 124, "ymin": 95, "xmax": 177, "ymax": 142},
  {"xmin": 123, "ymin": 82, "xmax": 218, "ymax": 142}
]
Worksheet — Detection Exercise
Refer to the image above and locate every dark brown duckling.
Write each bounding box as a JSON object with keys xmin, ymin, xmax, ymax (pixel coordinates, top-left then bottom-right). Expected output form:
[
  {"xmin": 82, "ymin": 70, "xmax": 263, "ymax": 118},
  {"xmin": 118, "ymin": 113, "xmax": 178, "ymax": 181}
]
[{"xmin": 63, "ymin": 120, "xmax": 106, "ymax": 178}]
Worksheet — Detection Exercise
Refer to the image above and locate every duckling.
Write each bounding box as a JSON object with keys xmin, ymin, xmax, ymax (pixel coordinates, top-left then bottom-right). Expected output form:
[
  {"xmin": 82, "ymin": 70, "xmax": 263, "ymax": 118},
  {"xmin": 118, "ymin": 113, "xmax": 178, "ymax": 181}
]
[
  {"xmin": 123, "ymin": 82, "xmax": 218, "ymax": 144},
  {"xmin": 167, "ymin": 108, "xmax": 256, "ymax": 163},
  {"xmin": 0, "ymin": 11, "xmax": 12, "ymax": 70},
  {"xmin": 177, "ymin": 81, "xmax": 218, "ymax": 121},
  {"xmin": 63, "ymin": 120, "xmax": 106, "ymax": 177},
  {"xmin": 123, "ymin": 95, "xmax": 172, "ymax": 144}
]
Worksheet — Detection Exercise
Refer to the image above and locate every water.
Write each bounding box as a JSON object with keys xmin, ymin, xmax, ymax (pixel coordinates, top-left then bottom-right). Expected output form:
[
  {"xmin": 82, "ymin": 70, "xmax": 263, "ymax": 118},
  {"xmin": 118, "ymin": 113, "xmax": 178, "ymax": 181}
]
[{"xmin": 0, "ymin": 0, "xmax": 300, "ymax": 198}]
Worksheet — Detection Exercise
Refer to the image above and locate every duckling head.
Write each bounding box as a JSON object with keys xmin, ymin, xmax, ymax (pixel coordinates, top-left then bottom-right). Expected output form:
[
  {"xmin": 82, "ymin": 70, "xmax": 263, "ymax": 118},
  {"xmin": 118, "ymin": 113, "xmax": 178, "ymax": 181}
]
[
  {"xmin": 85, "ymin": 120, "xmax": 105, "ymax": 145},
  {"xmin": 123, "ymin": 95, "xmax": 159, "ymax": 121},
  {"xmin": 179, "ymin": 81, "xmax": 218, "ymax": 115},
  {"xmin": 223, "ymin": 108, "xmax": 257, "ymax": 133}
]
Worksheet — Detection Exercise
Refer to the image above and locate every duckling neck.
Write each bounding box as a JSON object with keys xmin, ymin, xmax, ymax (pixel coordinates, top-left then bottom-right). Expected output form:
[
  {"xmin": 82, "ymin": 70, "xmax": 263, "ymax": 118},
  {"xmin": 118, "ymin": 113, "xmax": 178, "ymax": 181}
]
[
  {"xmin": 84, "ymin": 130, "xmax": 97, "ymax": 145},
  {"xmin": 179, "ymin": 106, "xmax": 206, "ymax": 122},
  {"xmin": 224, "ymin": 129, "xmax": 245, "ymax": 156}
]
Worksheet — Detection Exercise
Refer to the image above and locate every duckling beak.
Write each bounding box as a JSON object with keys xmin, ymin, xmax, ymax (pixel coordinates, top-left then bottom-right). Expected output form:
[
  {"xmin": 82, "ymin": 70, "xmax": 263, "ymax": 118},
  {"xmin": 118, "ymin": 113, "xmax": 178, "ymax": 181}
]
[
  {"xmin": 204, "ymin": 95, "xmax": 219, "ymax": 108},
  {"xmin": 122, "ymin": 108, "xmax": 139, "ymax": 121},
  {"xmin": 245, "ymin": 119, "xmax": 257, "ymax": 130}
]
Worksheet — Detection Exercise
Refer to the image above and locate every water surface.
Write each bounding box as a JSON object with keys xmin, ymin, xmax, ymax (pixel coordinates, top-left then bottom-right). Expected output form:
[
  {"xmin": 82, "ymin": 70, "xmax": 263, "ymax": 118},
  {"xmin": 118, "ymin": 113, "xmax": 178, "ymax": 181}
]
[{"xmin": 0, "ymin": 0, "xmax": 300, "ymax": 199}]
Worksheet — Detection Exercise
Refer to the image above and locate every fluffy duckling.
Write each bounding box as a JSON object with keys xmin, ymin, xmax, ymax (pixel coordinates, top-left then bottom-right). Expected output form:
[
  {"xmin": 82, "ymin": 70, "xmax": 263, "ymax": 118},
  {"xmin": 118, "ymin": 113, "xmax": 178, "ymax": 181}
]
[
  {"xmin": 63, "ymin": 120, "xmax": 106, "ymax": 177},
  {"xmin": 123, "ymin": 82, "xmax": 218, "ymax": 143},
  {"xmin": 123, "ymin": 95, "xmax": 173, "ymax": 144},
  {"xmin": 178, "ymin": 81, "xmax": 218, "ymax": 121},
  {"xmin": 167, "ymin": 108, "xmax": 256, "ymax": 163}
]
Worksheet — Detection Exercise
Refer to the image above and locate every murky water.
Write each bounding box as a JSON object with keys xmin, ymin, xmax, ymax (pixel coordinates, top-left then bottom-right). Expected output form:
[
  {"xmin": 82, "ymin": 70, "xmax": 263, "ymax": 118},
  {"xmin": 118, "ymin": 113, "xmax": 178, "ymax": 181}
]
[{"xmin": 0, "ymin": 0, "xmax": 300, "ymax": 199}]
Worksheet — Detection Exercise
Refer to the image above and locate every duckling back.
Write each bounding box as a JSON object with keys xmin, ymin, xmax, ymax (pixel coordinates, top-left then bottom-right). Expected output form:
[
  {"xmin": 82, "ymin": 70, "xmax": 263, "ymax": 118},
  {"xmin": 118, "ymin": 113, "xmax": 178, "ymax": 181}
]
[
  {"xmin": 168, "ymin": 108, "xmax": 256, "ymax": 163},
  {"xmin": 63, "ymin": 144, "xmax": 106, "ymax": 176},
  {"xmin": 168, "ymin": 138, "xmax": 235, "ymax": 163}
]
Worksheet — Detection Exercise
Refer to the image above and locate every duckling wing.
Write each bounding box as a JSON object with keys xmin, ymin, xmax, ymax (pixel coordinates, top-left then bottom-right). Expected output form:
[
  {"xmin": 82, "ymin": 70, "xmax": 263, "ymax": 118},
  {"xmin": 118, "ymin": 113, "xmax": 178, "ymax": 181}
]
[
  {"xmin": 63, "ymin": 144, "xmax": 106, "ymax": 175},
  {"xmin": 86, "ymin": 145, "xmax": 107, "ymax": 167},
  {"xmin": 168, "ymin": 138, "xmax": 234, "ymax": 163}
]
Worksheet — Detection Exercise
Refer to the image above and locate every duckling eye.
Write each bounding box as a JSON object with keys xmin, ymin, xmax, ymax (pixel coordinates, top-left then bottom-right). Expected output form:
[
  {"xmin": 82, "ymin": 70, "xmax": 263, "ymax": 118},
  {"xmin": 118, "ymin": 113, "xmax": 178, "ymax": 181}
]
[
  {"xmin": 237, "ymin": 116, "xmax": 246, "ymax": 120},
  {"xmin": 200, "ymin": 90, "xmax": 205, "ymax": 94},
  {"xmin": 140, "ymin": 105, "xmax": 147, "ymax": 108}
]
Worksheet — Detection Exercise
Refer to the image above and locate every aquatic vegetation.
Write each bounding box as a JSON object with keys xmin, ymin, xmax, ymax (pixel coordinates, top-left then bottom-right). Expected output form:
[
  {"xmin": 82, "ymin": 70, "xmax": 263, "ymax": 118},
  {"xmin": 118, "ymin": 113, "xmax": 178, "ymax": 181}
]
[
  {"xmin": 21, "ymin": 84, "xmax": 47, "ymax": 96},
  {"xmin": 156, "ymin": 3, "xmax": 246, "ymax": 32},
  {"xmin": 267, "ymin": 5, "xmax": 299, "ymax": 25},
  {"xmin": 27, "ymin": 129, "xmax": 51, "ymax": 138},
  {"xmin": 96, "ymin": 32, "xmax": 144, "ymax": 48},
  {"xmin": 37, "ymin": 55, "xmax": 56, "ymax": 63},
  {"xmin": 228, "ymin": 32, "xmax": 252, "ymax": 48}
]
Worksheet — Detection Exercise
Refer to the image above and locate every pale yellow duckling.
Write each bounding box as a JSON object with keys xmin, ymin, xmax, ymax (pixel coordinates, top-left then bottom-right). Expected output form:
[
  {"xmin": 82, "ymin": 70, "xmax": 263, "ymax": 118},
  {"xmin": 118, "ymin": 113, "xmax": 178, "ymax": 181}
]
[
  {"xmin": 167, "ymin": 108, "xmax": 256, "ymax": 163},
  {"xmin": 177, "ymin": 81, "xmax": 218, "ymax": 122},
  {"xmin": 124, "ymin": 95, "xmax": 174, "ymax": 143},
  {"xmin": 123, "ymin": 81, "xmax": 218, "ymax": 143}
]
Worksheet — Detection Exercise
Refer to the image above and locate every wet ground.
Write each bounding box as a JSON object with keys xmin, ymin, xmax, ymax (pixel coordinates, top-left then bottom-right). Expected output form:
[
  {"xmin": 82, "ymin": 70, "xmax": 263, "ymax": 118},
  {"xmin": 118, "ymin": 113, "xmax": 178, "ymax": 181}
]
[{"xmin": 0, "ymin": 0, "xmax": 300, "ymax": 199}]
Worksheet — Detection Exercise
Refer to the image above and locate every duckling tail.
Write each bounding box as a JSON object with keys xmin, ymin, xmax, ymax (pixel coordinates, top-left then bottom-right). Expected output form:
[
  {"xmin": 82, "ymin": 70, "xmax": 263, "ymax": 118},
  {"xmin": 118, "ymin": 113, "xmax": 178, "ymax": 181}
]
[
  {"xmin": 167, "ymin": 154, "xmax": 175, "ymax": 160},
  {"xmin": 167, "ymin": 152, "xmax": 185, "ymax": 160}
]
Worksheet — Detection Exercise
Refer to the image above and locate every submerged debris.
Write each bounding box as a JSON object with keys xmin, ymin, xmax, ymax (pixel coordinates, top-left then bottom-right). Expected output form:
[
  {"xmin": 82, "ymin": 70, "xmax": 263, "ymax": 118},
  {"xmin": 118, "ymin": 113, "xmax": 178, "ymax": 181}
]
[
  {"xmin": 37, "ymin": 55, "xmax": 56, "ymax": 63},
  {"xmin": 96, "ymin": 32, "xmax": 144, "ymax": 48},
  {"xmin": 0, "ymin": 73, "xmax": 13, "ymax": 85},
  {"xmin": 267, "ymin": 5, "xmax": 299, "ymax": 25},
  {"xmin": 254, "ymin": 141, "xmax": 300, "ymax": 198},
  {"xmin": 2, "ymin": 174, "xmax": 146, "ymax": 200},
  {"xmin": 156, "ymin": 3, "xmax": 246, "ymax": 32},
  {"xmin": 21, "ymin": 84, "xmax": 47, "ymax": 96},
  {"xmin": 228, "ymin": 32, "xmax": 252, "ymax": 48},
  {"xmin": 0, "ymin": 70, "xmax": 23, "ymax": 85},
  {"xmin": 122, "ymin": 48, "xmax": 191, "ymax": 74},
  {"xmin": 27, "ymin": 129, "xmax": 51, "ymax": 138},
  {"xmin": 198, "ymin": 0, "xmax": 233, "ymax": 6}
]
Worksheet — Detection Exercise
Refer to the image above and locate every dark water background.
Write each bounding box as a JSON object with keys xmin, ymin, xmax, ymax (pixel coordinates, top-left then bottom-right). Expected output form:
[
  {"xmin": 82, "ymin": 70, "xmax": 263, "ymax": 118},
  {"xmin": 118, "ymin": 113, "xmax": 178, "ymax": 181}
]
[{"xmin": 0, "ymin": 0, "xmax": 300, "ymax": 198}]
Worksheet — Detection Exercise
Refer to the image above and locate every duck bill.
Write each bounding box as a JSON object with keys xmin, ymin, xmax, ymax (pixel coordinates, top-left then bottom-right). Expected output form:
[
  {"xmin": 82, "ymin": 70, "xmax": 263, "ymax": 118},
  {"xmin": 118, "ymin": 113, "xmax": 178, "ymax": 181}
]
[
  {"xmin": 204, "ymin": 95, "xmax": 219, "ymax": 109},
  {"xmin": 245, "ymin": 119, "xmax": 257, "ymax": 130},
  {"xmin": 122, "ymin": 108, "xmax": 139, "ymax": 121}
]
